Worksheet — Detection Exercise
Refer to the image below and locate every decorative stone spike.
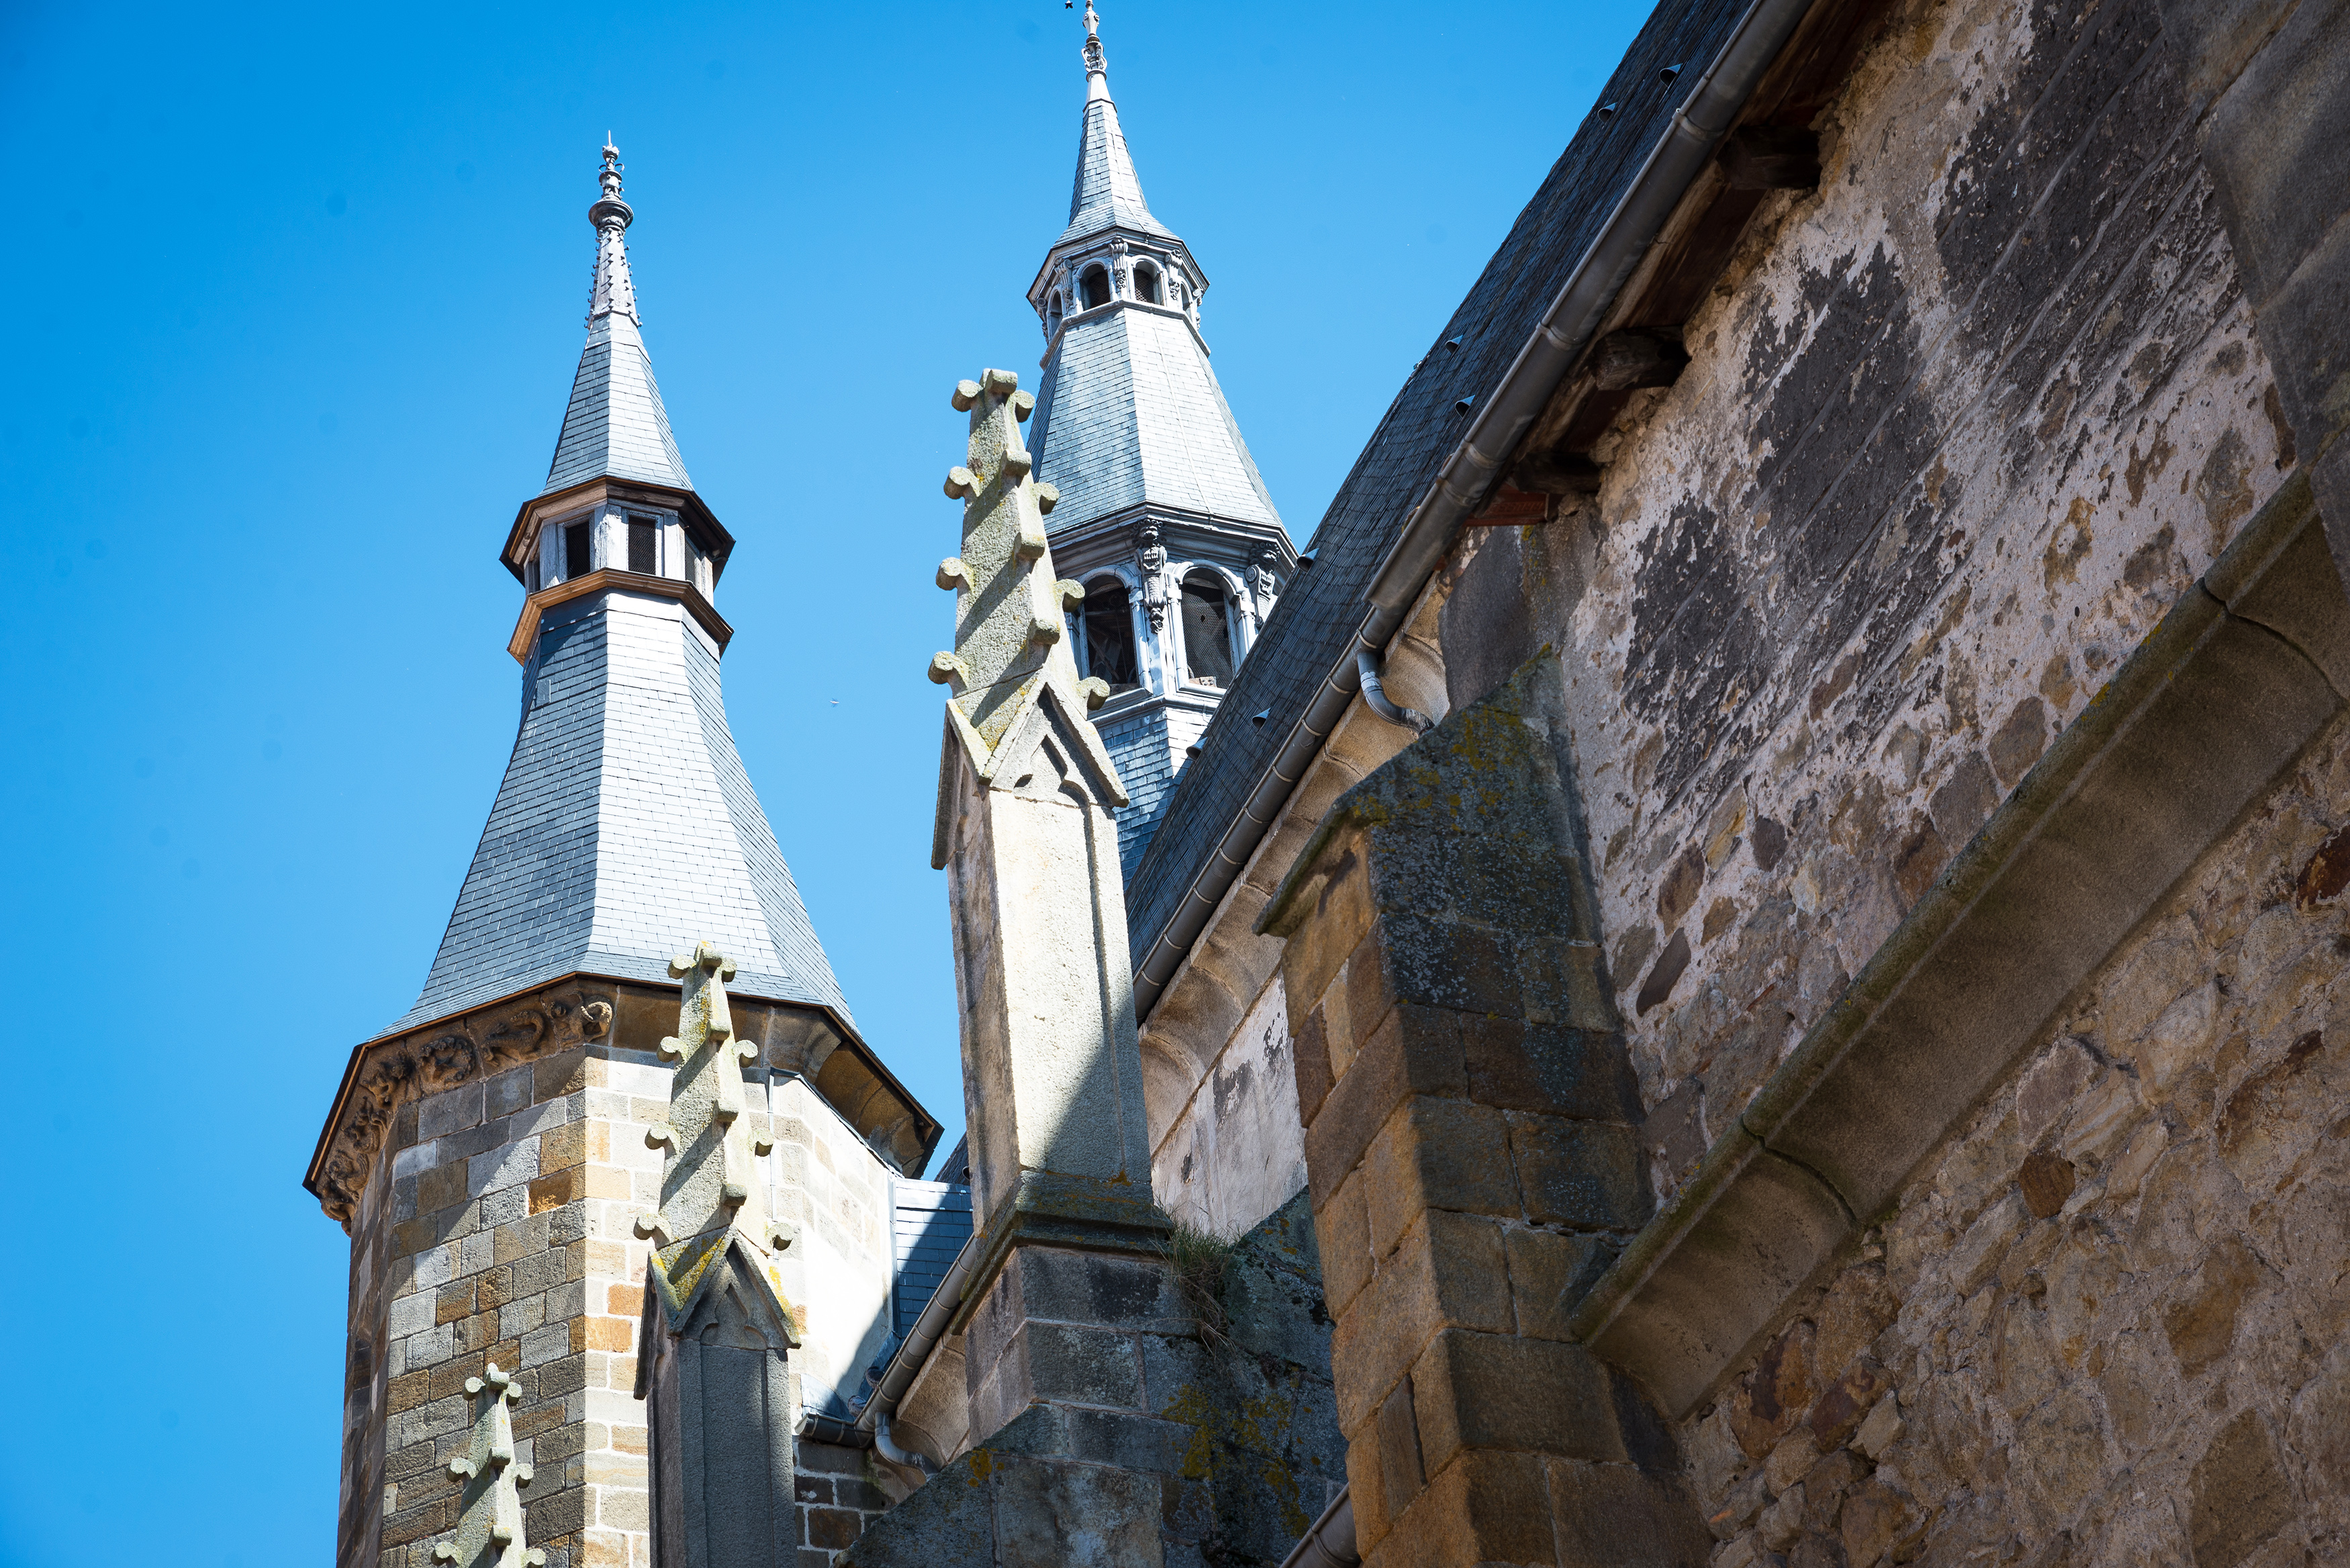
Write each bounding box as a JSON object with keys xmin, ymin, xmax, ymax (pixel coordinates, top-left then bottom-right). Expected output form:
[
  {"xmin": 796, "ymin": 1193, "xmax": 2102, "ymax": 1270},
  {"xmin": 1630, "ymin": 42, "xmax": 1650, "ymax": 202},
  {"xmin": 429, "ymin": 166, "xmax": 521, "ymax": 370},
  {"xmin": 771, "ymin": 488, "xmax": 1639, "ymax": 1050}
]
[
  {"xmin": 637, "ymin": 942, "xmax": 784, "ymax": 1263},
  {"xmin": 428, "ymin": 1363, "xmax": 546, "ymax": 1568},
  {"xmin": 633, "ymin": 942, "xmax": 804, "ymax": 1568},
  {"xmin": 929, "ymin": 367, "xmax": 1130, "ymax": 869}
]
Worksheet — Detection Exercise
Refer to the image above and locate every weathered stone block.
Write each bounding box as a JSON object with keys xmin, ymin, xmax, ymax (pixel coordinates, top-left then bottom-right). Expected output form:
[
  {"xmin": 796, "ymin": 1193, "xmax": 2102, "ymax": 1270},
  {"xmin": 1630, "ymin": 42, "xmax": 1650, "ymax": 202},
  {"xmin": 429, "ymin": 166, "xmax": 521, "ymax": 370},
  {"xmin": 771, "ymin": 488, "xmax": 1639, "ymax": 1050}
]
[
  {"xmin": 1505, "ymin": 1112, "xmax": 1648, "ymax": 1231},
  {"xmin": 1460, "ymin": 1015, "xmax": 1642, "ymax": 1123},
  {"xmin": 1546, "ymin": 1457, "xmax": 1708, "ymax": 1566},
  {"xmin": 1019, "ymin": 1321, "xmax": 1144, "ymax": 1410},
  {"xmin": 1502, "ymin": 1227, "xmax": 1617, "ymax": 1342},
  {"xmin": 1361, "ymin": 1097, "xmax": 1517, "ymax": 1257},
  {"xmin": 1303, "ymin": 1008, "xmax": 1474, "ymax": 1210},
  {"xmin": 1276, "ymin": 835, "xmax": 1375, "ymax": 1016},
  {"xmin": 1408, "ymin": 1329, "xmax": 1625, "ymax": 1477},
  {"xmin": 1317, "ymin": 1170, "xmax": 1373, "ymax": 1318},
  {"xmin": 1380, "ymin": 1448, "xmax": 1555, "ymax": 1568}
]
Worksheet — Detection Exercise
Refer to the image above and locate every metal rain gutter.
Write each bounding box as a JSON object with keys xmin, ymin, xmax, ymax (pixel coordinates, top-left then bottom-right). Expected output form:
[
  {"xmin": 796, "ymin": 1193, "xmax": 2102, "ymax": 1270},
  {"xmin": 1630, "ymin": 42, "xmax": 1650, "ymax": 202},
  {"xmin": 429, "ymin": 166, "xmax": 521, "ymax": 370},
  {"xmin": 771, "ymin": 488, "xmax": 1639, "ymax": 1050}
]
[
  {"xmin": 852, "ymin": 1225, "xmax": 985, "ymax": 1444},
  {"xmin": 1131, "ymin": 0, "xmax": 1821, "ymax": 1021}
]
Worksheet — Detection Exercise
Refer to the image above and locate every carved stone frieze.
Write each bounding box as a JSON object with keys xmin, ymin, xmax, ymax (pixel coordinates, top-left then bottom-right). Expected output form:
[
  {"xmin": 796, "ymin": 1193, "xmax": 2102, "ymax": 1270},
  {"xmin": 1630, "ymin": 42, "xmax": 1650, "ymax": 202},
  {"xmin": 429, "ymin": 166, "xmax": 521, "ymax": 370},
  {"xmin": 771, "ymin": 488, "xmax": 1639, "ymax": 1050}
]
[{"xmin": 313, "ymin": 981, "xmax": 616, "ymax": 1229}]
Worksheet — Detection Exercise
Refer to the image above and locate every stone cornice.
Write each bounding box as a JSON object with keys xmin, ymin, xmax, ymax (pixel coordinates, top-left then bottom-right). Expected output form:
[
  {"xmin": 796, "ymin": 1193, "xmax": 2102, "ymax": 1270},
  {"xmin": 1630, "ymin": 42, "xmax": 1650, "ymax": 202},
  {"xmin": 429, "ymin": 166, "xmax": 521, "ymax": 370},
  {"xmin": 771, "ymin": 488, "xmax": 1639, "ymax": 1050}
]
[
  {"xmin": 506, "ymin": 568, "xmax": 733, "ymax": 664},
  {"xmin": 304, "ymin": 972, "xmax": 942, "ymax": 1230}
]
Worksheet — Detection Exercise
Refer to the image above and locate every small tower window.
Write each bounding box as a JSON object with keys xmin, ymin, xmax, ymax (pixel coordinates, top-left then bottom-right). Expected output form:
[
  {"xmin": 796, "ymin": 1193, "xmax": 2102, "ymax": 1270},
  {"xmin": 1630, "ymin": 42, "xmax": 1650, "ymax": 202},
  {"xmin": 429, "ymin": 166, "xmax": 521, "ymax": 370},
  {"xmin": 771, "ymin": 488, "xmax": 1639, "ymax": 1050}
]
[
  {"xmin": 1080, "ymin": 265, "xmax": 1111, "ymax": 310},
  {"xmin": 627, "ymin": 514, "xmax": 657, "ymax": 575},
  {"xmin": 1180, "ymin": 572, "xmax": 1236, "ymax": 688},
  {"xmin": 1134, "ymin": 263, "xmax": 1161, "ymax": 305},
  {"xmin": 1045, "ymin": 293, "xmax": 1064, "ymax": 338},
  {"xmin": 565, "ymin": 520, "xmax": 593, "ymax": 580},
  {"xmin": 526, "ymin": 556, "xmax": 541, "ymax": 593},
  {"xmin": 1078, "ymin": 578, "xmax": 1139, "ymax": 690}
]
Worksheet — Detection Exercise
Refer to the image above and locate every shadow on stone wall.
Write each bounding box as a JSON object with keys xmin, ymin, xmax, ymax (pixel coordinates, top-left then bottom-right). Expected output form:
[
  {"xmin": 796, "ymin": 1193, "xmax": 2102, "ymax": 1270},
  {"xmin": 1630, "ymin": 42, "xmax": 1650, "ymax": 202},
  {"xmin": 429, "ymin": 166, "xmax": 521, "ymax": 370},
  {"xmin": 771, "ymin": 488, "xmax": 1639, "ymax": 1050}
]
[{"xmin": 841, "ymin": 1189, "xmax": 1344, "ymax": 1568}]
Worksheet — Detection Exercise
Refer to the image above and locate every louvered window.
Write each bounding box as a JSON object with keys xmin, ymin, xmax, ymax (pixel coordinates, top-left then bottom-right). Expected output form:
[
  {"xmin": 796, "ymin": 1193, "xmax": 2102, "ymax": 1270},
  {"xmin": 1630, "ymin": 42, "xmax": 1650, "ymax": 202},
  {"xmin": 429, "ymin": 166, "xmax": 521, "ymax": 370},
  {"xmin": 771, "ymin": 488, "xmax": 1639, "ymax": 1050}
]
[{"xmin": 628, "ymin": 516, "xmax": 656, "ymax": 575}]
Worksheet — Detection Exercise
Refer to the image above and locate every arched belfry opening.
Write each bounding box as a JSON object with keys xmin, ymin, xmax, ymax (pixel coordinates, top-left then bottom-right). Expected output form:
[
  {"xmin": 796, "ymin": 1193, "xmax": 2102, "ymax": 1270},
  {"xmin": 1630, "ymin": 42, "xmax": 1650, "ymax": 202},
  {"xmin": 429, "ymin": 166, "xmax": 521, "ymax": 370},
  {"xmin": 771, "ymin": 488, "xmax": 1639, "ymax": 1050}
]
[
  {"xmin": 1080, "ymin": 264, "xmax": 1112, "ymax": 309},
  {"xmin": 1180, "ymin": 571, "xmax": 1236, "ymax": 688},
  {"xmin": 1133, "ymin": 262, "xmax": 1162, "ymax": 304},
  {"xmin": 1077, "ymin": 577, "xmax": 1139, "ymax": 690}
]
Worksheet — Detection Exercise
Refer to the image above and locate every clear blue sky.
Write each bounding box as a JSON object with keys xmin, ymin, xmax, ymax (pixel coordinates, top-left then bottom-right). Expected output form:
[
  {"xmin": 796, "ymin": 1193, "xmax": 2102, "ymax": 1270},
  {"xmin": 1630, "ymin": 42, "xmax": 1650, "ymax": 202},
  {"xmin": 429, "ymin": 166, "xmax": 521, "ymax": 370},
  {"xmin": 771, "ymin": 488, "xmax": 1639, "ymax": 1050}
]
[{"xmin": 0, "ymin": 0, "xmax": 1645, "ymax": 1559}]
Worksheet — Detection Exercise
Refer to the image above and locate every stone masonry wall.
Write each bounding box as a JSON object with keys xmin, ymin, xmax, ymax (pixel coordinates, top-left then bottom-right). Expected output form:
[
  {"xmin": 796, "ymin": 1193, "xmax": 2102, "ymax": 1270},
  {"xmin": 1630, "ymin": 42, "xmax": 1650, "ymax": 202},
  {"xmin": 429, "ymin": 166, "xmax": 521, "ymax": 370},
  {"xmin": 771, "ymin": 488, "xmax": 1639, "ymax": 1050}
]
[
  {"xmin": 344, "ymin": 1016, "xmax": 901, "ymax": 1568},
  {"xmin": 1682, "ymin": 705, "xmax": 2350, "ymax": 1568},
  {"xmin": 1445, "ymin": 0, "xmax": 2295, "ymax": 1213}
]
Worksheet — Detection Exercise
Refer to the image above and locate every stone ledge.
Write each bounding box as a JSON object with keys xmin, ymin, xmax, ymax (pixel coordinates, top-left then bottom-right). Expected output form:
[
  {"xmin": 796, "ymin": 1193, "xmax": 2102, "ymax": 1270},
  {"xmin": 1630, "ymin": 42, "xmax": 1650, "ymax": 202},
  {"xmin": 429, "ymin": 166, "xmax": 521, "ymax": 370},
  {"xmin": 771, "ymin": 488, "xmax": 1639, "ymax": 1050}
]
[{"xmin": 1568, "ymin": 473, "xmax": 2347, "ymax": 1416}]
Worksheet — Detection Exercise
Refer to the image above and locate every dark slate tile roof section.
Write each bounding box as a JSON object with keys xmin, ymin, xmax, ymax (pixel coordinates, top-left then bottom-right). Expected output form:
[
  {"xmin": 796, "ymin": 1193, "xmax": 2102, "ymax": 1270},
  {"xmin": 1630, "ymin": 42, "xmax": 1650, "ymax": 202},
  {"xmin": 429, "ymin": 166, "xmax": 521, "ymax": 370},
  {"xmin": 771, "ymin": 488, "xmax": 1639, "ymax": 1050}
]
[
  {"xmin": 1121, "ymin": 0, "xmax": 1750, "ymax": 965},
  {"xmin": 889, "ymin": 1180, "xmax": 974, "ymax": 1344},
  {"xmin": 1055, "ymin": 77, "xmax": 1177, "ymax": 252},
  {"xmin": 1032, "ymin": 305, "xmax": 1282, "ymax": 535},
  {"xmin": 381, "ymin": 587, "xmax": 851, "ymax": 1039}
]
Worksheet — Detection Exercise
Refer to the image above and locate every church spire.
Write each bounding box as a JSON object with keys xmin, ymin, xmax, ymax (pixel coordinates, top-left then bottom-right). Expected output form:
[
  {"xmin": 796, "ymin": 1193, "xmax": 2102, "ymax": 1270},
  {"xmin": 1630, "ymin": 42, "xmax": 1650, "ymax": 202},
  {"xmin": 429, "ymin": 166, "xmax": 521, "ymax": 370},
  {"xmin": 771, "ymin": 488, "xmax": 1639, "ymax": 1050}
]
[
  {"xmin": 1021, "ymin": 5, "xmax": 1294, "ymax": 874},
  {"xmin": 1058, "ymin": 2, "xmax": 1171, "ymax": 249},
  {"xmin": 545, "ymin": 139, "xmax": 691, "ymax": 495}
]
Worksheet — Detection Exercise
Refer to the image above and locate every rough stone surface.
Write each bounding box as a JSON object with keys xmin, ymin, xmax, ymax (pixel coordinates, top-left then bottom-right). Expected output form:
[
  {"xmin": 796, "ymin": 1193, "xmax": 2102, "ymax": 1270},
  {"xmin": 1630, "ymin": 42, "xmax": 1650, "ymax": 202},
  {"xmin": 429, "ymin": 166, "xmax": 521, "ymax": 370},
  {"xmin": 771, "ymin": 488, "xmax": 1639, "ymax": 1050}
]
[
  {"xmin": 1452, "ymin": 0, "xmax": 2294, "ymax": 1217},
  {"xmin": 1682, "ymin": 707, "xmax": 2350, "ymax": 1566},
  {"xmin": 843, "ymin": 1191, "xmax": 1345, "ymax": 1568}
]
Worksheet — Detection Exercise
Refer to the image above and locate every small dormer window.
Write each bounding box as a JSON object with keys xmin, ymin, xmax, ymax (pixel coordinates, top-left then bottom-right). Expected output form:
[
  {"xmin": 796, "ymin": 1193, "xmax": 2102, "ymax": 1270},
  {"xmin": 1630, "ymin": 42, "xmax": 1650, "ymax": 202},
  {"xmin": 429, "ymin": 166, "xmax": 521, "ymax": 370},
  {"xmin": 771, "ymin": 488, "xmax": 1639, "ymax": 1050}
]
[
  {"xmin": 1134, "ymin": 263, "xmax": 1161, "ymax": 305},
  {"xmin": 565, "ymin": 520, "xmax": 593, "ymax": 580},
  {"xmin": 627, "ymin": 514, "xmax": 657, "ymax": 575},
  {"xmin": 1080, "ymin": 265, "xmax": 1111, "ymax": 310}
]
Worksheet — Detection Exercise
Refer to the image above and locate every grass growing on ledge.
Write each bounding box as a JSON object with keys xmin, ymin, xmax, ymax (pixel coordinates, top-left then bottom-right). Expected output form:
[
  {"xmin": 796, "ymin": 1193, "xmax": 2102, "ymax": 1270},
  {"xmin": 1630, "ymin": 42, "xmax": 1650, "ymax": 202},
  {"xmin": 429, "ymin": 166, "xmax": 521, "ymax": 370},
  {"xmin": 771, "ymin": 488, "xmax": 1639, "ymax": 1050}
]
[{"xmin": 1166, "ymin": 1220, "xmax": 1237, "ymax": 1355}]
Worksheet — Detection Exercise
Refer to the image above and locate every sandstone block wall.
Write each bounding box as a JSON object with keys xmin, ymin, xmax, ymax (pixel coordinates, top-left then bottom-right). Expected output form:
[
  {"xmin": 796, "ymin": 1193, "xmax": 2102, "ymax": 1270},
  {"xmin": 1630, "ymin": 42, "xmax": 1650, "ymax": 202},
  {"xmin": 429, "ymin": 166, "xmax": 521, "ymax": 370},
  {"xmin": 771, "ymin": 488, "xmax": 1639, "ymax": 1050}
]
[
  {"xmin": 1683, "ymin": 708, "xmax": 2350, "ymax": 1567},
  {"xmin": 1445, "ymin": 0, "xmax": 2293, "ymax": 1213},
  {"xmin": 1267, "ymin": 662, "xmax": 1706, "ymax": 1566},
  {"xmin": 840, "ymin": 1191, "xmax": 1346, "ymax": 1568},
  {"xmin": 340, "ymin": 1016, "xmax": 903, "ymax": 1568}
]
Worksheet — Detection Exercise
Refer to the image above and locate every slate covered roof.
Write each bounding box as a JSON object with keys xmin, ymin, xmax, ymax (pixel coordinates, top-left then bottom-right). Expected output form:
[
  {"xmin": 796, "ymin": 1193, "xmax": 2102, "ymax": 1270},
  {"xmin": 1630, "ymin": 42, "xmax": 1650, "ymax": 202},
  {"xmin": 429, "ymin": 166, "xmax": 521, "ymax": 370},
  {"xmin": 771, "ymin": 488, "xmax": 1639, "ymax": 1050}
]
[
  {"xmin": 1053, "ymin": 67, "xmax": 1177, "ymax": 252},
  {"xmin": 1121, "ymin": 0, "xmax": 1750, "ymax": 971},
  {"xmin": 382, "ymin": 161, "xmax": 849, "ymax": 1040},
  {"xmin": 1031, "ymin": 303, "xmax": 1280, "ymax": 533},
  {"xmin": 383, "ymin": 593, "xmax": 851, "ymax": 1036},
  {"xmin": 545, "ymin": 184, "xmax": 693, "ymax": 495}
]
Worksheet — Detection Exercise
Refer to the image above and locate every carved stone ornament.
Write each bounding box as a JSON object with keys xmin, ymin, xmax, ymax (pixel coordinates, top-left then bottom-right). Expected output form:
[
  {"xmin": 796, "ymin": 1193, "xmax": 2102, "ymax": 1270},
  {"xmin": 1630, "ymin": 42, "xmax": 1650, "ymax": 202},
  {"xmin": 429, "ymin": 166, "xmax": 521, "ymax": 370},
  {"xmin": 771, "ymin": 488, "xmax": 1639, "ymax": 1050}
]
[
  {"xmin": 312, "ymin": 983, "xmax": 614, "ymax": 1229},
  {"xmin": 1252, "ymin": 546, "xmax": 1281, "ymax": 616},
  {"xmin": 430, "ymin": 1363, "xmax": 547, "ymax": 1567},
  {"xmin": 1137, "ymin": 524, "xmax": 1170, "ymax": 630}
]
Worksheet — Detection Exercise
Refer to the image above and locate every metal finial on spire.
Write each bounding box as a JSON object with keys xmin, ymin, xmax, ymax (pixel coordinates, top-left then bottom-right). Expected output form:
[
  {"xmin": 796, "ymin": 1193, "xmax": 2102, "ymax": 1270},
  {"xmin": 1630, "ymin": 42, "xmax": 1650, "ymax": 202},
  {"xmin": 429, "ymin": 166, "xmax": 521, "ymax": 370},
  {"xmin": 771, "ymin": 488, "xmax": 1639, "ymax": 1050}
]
[{"xmin": 591, "ymin": 138, "xmax": 632, "ymax": 232}]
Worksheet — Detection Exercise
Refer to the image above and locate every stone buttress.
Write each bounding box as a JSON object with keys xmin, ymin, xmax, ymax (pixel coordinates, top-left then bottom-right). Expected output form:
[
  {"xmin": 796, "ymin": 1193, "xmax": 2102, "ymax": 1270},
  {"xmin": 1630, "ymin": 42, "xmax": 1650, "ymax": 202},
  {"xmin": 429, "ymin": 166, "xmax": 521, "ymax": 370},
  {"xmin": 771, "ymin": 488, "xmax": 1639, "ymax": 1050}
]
[
  {"xmin": 1257, "ymin": 656, "xmax": 1709, "ymax": 1565},
  {"xmin": 841, "ymin": 368, "xmax": 1346, "ymax": 1566}
]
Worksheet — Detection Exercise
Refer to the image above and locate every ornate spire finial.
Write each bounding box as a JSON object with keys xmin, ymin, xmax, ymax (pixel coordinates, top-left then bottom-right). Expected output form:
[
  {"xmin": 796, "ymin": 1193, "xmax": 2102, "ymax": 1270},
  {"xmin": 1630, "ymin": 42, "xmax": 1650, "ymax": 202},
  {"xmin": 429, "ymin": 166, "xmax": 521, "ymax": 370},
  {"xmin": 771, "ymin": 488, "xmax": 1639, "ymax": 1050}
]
[
  {"xmin": 1082, "ymin": 0, "xmax": 1107, "ymax": 81},
  {"xmin": 585, "ymin": 140, "xmax": 639, "ymax": 328},
  {"xmin": 590, "ymin": 137, "xmax": 632, "ymax": 233}
]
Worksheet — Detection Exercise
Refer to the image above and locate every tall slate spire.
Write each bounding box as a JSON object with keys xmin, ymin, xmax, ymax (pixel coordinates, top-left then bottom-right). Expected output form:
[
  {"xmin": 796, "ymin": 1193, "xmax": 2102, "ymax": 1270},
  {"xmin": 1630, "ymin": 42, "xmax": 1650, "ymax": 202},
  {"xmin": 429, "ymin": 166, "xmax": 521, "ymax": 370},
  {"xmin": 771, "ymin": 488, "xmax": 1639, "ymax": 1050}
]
[
  {"xmin": 545, "ymin": 142, "xmax": 693, "ymax": 494},
  {"xmin": 382, "ymin": 145, "xmax": 850, "ymax": 1040},
  {"xmin": 1025, "ymin": 3, "xmax": 1295, "ymax": 871}
]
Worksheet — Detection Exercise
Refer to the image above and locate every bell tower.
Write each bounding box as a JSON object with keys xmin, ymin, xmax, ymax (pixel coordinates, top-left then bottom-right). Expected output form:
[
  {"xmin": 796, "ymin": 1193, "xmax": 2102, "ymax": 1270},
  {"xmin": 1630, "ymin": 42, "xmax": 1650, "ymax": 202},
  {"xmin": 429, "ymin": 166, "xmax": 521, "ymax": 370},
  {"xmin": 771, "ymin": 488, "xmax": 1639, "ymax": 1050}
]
[{"xmin": 1026, "ymin": 1, "xmax": 1296, "ymax": 872}]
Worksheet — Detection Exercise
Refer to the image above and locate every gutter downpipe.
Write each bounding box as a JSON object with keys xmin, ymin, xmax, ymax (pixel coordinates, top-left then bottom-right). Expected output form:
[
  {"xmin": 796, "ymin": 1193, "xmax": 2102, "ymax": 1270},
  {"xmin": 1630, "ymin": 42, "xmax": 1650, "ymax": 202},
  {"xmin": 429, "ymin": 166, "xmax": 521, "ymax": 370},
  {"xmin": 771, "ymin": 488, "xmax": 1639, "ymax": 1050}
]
[
  {"xmin": 850, "ymin": 1226, "xmax": 985, "ymax": 1453},
  {"xmin": 1131, "ymin": 0, "xmax": 1820, "ymax": 1022},
  {"xmin": 1280, "ymin": 1487, "xmax": 1360, "ymax": 1568}
]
